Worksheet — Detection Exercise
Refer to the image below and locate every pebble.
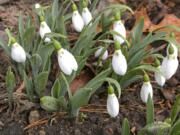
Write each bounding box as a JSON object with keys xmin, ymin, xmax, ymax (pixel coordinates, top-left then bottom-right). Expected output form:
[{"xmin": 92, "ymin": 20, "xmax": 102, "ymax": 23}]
[
  {"xmin": 74, "ymin": 129, "xmax": 81, "ymax": 135},
  {"xmin": 28, "ymin": 110, "xmax": 40, "ymax": 124},
  {"xmin": 39, "ymin": 130, "xmax": 46, "ymax": 135}
]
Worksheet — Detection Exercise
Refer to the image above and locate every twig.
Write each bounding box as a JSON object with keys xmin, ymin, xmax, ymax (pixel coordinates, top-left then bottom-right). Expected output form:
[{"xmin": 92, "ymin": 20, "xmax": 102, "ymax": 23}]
[{"xmin": 16, "ymin": 81, "xmax": 25, "ymax": 93}]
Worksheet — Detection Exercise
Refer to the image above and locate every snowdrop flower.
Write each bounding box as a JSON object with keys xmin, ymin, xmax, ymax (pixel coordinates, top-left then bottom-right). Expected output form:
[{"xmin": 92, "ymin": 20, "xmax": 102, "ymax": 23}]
[
  {"xmin": 53, "ymin": 40, "xmax": 78, "ymax": 75},
  {"xmin": 81, "ymin": 1, "xmax": 92, "ymax": 26},
  {"xmin": 113, "ymin": 12, "xmax": 126, "ymax": 44},
  {"xmin": 10, "ymin": 37, "xmax": 26, "ymax": 63},
  {"xmin": 107, "ymin": 85, "xmax": 119, "ymax": 117},
  {"xmin": 39, "ymin": 16, "xmax": 51, "ymax": 43},
  {"xmin": 94, "ymin": 47, "xmax": 108, "ymax": 60},
  {"xmin": 162, "ymin": 45, "xmax": 179, "ymax": 80},
  {"xmin": 112, "ymin": 41, "xmax": 127, "ymax": 75},
  {"xmin": 140, "ymin": 74, "xmax": 153, "ymax": 103},
  {"xmin": 35, "ymin": 3, "xmax": 41, "ymax": 9},
  {"xmin": 154, "ymin": 59, "xmax": 166, "ymax": 86},
  {"xmin": 72, "ymin": 4, "xmax": 84, "ymax": 32}
]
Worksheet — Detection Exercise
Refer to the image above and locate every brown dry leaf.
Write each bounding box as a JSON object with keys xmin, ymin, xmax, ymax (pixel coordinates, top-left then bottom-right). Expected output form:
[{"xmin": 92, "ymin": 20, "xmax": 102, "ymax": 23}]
[
  {"xmin": 70, "ymin": 69, "xmax": 94, "ymax": 94},
  {"xmin": 134, "ymin": 7, "xmax": 180, "ymax": 43}
]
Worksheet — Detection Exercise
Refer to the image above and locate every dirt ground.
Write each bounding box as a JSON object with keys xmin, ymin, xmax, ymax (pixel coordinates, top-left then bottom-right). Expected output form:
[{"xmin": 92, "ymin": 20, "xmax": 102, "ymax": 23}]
[{"xmin": 0, "ymin": 0, "xmax": 180, "ymax": 135}]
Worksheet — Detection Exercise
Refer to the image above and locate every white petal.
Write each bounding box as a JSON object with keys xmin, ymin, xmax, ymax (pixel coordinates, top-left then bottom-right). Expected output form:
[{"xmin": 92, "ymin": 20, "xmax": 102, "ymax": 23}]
[
  {"xmin": 72, "ymin": 11, "xmax": 84, "ymax": 32},
  {"xmin": 94, "ymin": 47, "xmax": 108, "ymax": 60},
  {"xmin": 107, "ymin": 94, "xmax": 119, "ymax": 117},
  {"xmin": 40, "ymin": 21, "xmax": 51, "ymax": 42},
  {"xmin": 35, "ymin": 3, "xmax": 40, "ymax": 9},
  {"xmin": 155, "ymin": 66, "xmax": 166, "ymax": 86},
  {"xmin": 140, "ymin": 82, "xmax": 153, "ymax": 103},
  {"xmin": 162, "ymin": 55, "xmax": 179, "ymax": 79},
  {"xmin": 112, "ymin": 50, "xmax": 127, "ymax": 75},
  {"xmin": 166, "ymin": 43, "xmax": 178, "ymax": 57},
  {"xmin": 11, "ymin": 43, "xmax": 26, "ymax": 63},
  {"xmin": 63, "ymin": 49, "xmax": 78, "ymax": 71},
  {"xmin": 82, "ymin": 8, "xmax": 92, "ymax": 26},
  {"xmin": 113, "ymin": 20, "xmax": 126, "ymax": 44}
]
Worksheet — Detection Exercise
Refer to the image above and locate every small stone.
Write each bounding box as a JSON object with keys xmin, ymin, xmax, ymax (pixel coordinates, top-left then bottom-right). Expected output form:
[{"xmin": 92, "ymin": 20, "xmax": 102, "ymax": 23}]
[
  {"xmin": 39, "ymin": 130, "xmax": 46, "ymax": 135},
  {"xmin": 28, "ymin": 110, "xmax": 40, "ymax": 124},
  {"xmin": 74, "ymin": 129, "xmax": 81, "ymax": 135}
]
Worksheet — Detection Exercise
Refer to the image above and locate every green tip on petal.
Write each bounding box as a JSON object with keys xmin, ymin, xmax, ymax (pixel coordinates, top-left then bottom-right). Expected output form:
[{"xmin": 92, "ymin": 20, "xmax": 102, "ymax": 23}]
[
  {"xmin": 72, "ymin": 4, "xmax": 77, "ymax": 11},
  {"xmin": 144, "ymin": 73, "xmax": 149, "ymax": 82},
  {"xmin": 168, "ymin": 45, "xmax": 174, "ymax": 55},
  {"xmin": 82, "ymin": 0, "xmax": 87, "ymax": 8},
  {"xmin": 114, "ymin": 40, "xmax": 121, "ymax": 50},
  {"xmin": 53, "ymin": 39, "xmax": 62, "ymax": 50},
  {"xmin": 170, "ymin": 32, "xmax": 175, "ymax": 38},
  {"xmin": 10, "ymin": 37, "xmax": 16, "ymax": 45},
  {"xmin": 108, "ymin": 85, "xmax": 114, "ymax": 95},
  {"xmin": 114, "ymin": 11, "xmax": 121, "ymax": 21},
  {"xmin": 40, "ymin": 15, "xmax": 45, "ymax": 22},
  {"xmin": 155, "ymin": 58, "xmax": 160, "ymax": 67}
]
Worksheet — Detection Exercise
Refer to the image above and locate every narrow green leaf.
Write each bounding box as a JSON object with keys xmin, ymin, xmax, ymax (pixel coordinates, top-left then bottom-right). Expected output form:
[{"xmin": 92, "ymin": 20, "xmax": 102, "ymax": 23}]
[
  {"xmin": 42, "ymin": 55, "xmax": 51, "ymax": 72},
  {"xmin": 146, "ymin": 94, "xmax": 154, "ymax": 124},
  {"xmin": 18, "ymin": 12, "xmax": 24, "ymax": 43},
  {"xmin": 153, "ymin": 24, "xmax": 180, "ymax": 33},
  {"xmin": 23, "ymin": 71, "xmax": 34, "ymax": 101},
  {"xmin": 30, "ymin": 54, "xmax": 42, "ymax": 77},
  {"xmin": 0, "ymin": 37, "xmax": 10, "ymax": 55},
  {"xmin": 169, "ymin": 119, "xmax": 180, "ymax": 135},
  {"xmin": 45, "ymin": 32, "xmax": 66, "ymax": 39},
  {"xmin": 90, "ymin": 0, "xmax": 99, "ymax": 12},
  {"xmin": 122, "ymin": 118, "xmax": 130, "ymax": 135},
  {"xmin": 51, "ymin": 79, "xmax": 61, "ymax": 98},
  {"xmin": 133, "ymin": 18, "xmax": 144, "ymax": 44},
  {"xmin": 6, "ymin": 67, "xmax": 16, "ymax": 103},
  {"xmin": 34, "ymin": 72, "xmax": 49, "ymax": 97},
  {"xmin": 171, "ymin": 95, "xmax": 180, "ymax": 124}
]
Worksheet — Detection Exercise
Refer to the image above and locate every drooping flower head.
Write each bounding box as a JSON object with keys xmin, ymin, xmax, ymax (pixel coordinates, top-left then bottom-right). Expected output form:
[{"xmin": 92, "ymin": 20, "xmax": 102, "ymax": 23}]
[
  {"xmin": 166, "ymin": 33, "xmax": 178, "ymax": 57},
  {"xmin": 53, "ymin": 40, "xmax": 78, "ymax": 75},
  {"xmin": 113, "ymin": 11, "xmax": 126, "ymax": 44},
  {"xmin": 162, "ymin": 45, "xmax": 179, "ymax": 79},
  {"xmin": 81, "ymin": 1, "xmax": 92, "ymax": 26},
  {"xmin": 107, "ymin": 85, "xmax": 119, "ymax": 117},
  {"xmin": 10, "ymin": 37, "xmax": 26, "ymax": 63},
  {"xmin": 72, "ymin": 4, "xmax": 84, "ymax": 32},
  {"xmin": 94, "ymin": 46, "xmax": 108, "ymax": 60},
  {"xmin": 35, "ymin": 3, "xmax": 41, "ymax": 9},
  {"xmin": 39, "ymin": 15, "xmax": 51, "ymax": 43},
  {"xmin": 112, "ymin": 40, "xmax": 127, "ymax": 75},
  {"xmin": 154, "ymin": 58, "xmax": 166, "ymax": 86},
  {"xmin": 140, "ymin": 73, "xmax": 153, "ymax": 103}
]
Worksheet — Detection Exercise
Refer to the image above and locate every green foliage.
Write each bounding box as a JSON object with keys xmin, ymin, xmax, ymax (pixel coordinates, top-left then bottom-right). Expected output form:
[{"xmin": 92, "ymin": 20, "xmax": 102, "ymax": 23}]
[
  {"xmin": 6, "ymin": 67, "xmax": 16, "ymax": 103},
  {"xmin": 170, "ymin": 95, "xmax": 180, "ymax": 124},
  {"xmin": 146, "ymin": 94, "xmax": 154, "ymax": 125},
  {"xmin": 122, "ymin": 118, "xmax": 131, "ymax": 135}
]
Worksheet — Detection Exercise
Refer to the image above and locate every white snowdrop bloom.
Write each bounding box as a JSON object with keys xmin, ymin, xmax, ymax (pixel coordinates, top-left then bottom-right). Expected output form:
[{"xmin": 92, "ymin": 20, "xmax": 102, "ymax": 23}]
[
  {"xmin": 72, "ymin": 11, "xmax": 84, "ymax": 32},
  {"xmin": 82, "ymin": 7, "xmax": 92, "ymax": 26},
  {"xmin": 112, "ymin": 49, "xmax": 127, "ymax": 75},
  {"xmin": 155, "ymin": 66, "xmax": 166, "ymax": 86},
  {"xmin": 40, "ymin": 21, "xmax": 51, "ymax": 43},
  {"xmin": 166, "ymin": 43, "xmax": 178, "ymax": 57},
  {"xmin": 140, "ymin": 81, "xmax": 153, "ymax": 103},
  {"xmin": 107, "ymin": 93, "xmax": 119, "ymax": 117},
  {"xmin": 57, "ymin": 48, "xmax": 78, "ymax": 75},
  {"xmin": 113, "ymin": 20, "xmax": 126, "ymax": 44},
  {"xmin": 11, "ymin": 42, "xmax": 26, "ymax": 63},
  {"xmin": 35, "ymin": 3, "xmax": 41, "ymax": 9},
  {"xmin": 94, "ymin": 47, "xmax": 108, "ymax": 60},
  {"xmin": 161, "ymin": 55, "xmax": 179, "ymax": 80}
]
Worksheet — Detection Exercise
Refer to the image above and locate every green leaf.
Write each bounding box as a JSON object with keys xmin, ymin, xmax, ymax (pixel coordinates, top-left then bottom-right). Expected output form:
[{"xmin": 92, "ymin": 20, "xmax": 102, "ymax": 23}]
[
  {"xmin": 45, "ymin": 32, "xmax": 66, "ymax": 39},
  {"xmin": 18, "ymin": 12, "xmax": 24, "ymax": 43},
  {"xmin": 133, "ymin": 18, "xmax": 144, "ymax": 44},
  {"xmin": 34, "ymin": 72, "xmax": 48, "ymax": 97},
  {"xmin": 171, "ymin": 95, "xmax": 180, "ymax": 124},
  {"xmin": 138, "ymin": 122, "xmax": 171, "ymax": 135},
  {"xmin": 90, "ymin": 0, "xmax": 99, "ymax": 12},
  {"xmin": 122, "ymin": 118, "xmax": 131, "ymax": 135},
  {"xmin": 30, "ymin": 54, "xmax": 42, "ymax": 77},
  {"xmin": 153, "ymin": 24, "xmax": 180, "ymax": 33},
  {"xmin": 59, "ymin": 72, "xmax": 72, "ymax": 98},
  {"xmin": 169, "ymin": 119, "xmax": 180, "ymax": 135},
  {"xmin": 52, "ymin": 0, "xmax": 59, "ymax": 21},
  {"xmin": 42, "ymin": 55, "xmax": 51, "ymax": 72},
  {"xmin": 146, "ymin": 94, "xmax": 154, "ymax": 124},
  {"xmin": 6, "ymin": 67, "xmax": 16, "ymax": 103},
  {"xmin": 0, "ymin": 37, "xmax": 10, "ymax": 56},
  {"xmin": 51, "ymin": 79, "xmax": 61, "ymax": 98},
  {"xmin": 40, "ymin": 96, "xmax": 61, "ymax": 112},
  {"xmin": 70, "ymin": 88, "xmax": 92, "ymax": 116},
  {"xmin": 23, "ymin": 71, "xmax": 34, "ymax": 101}
]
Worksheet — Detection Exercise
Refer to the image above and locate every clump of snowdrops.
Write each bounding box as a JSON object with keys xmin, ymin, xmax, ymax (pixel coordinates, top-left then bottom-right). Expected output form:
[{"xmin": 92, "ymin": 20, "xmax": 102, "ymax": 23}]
[{"xmin": 0, "ymin": 0, "xmax": 180, "ymax": 120}]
